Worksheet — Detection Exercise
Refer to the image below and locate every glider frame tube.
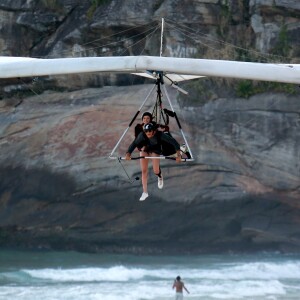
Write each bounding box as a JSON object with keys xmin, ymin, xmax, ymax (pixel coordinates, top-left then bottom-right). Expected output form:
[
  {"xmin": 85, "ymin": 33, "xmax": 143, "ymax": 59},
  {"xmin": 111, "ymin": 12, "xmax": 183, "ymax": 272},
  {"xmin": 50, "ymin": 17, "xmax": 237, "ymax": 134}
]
[{"xmin": 111, "ymin": 156, "xmax": 194, "ymax": 162}]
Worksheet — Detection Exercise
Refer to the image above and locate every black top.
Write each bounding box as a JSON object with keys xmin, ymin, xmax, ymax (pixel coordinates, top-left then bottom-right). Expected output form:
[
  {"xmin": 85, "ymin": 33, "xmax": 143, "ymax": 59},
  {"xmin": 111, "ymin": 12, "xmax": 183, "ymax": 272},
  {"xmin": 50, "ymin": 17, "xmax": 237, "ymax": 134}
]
[
  {"xmin": 135, "ymin": 122, "xmax": 170, "ymax": 137},
  {"xmin": 127, "ymin": 131, "xmax": 180, "ymax": 155}
]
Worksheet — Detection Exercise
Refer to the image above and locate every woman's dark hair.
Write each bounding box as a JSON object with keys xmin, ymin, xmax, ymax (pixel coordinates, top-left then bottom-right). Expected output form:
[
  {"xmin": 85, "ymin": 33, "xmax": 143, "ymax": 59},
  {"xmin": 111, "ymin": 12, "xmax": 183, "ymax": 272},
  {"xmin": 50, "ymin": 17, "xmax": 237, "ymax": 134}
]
[{"xmin": 142, "ymin": 111, "xmax": 152, "ymax": 121}]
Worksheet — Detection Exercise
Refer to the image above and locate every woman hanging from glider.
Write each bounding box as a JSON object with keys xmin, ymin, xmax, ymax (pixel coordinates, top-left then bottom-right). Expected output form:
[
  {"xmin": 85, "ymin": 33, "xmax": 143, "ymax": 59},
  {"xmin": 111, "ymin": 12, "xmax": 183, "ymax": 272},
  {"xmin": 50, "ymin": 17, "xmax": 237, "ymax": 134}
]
[
  {"xmin": 134, "ymin": 111, "xmax": 169, "ymax": 138},
  {"xmin": 125, "ymin": 122, "xmax": 181, "ymax": 201}
]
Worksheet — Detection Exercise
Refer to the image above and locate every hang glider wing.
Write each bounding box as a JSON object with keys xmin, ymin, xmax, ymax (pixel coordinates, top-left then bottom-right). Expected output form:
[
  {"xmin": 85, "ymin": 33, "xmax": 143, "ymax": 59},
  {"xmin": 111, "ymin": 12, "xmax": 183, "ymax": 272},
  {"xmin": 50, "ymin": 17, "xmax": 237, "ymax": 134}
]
[
  {"xmin": 0, "ymin": 56, "xmax": 299, "ymax": 84},
  {"xmin": 131, "ymin": 72, "xmax": 204, "ymax": 94},
  {"xmin": 132, "ymin": 72, "xmax": 204, "ymax": 82},
  {"xmin": 0, "ymin": 57, "xmax": 37, "ymax": 63}
]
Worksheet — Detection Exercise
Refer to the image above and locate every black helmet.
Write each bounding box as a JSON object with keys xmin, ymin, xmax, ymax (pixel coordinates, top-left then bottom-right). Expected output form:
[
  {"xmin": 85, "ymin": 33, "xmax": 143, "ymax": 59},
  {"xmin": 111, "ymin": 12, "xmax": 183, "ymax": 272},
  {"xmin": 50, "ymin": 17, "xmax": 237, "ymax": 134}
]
[{"xmin": 143, "ymin": 123, "xmax": 155, "ymax": 132}]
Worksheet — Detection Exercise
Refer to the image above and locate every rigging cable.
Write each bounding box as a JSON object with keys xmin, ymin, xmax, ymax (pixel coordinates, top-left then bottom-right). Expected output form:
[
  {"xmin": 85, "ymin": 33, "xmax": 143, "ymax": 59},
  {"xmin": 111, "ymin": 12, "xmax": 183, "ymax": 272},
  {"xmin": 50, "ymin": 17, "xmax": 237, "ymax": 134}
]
[
  {"xmin": 117, "ymin": 157, "xmax": 139, "ymax": 183},
  {"xmin": 164, "ymin": 17, "xmax": 290, "ymax": 63}
]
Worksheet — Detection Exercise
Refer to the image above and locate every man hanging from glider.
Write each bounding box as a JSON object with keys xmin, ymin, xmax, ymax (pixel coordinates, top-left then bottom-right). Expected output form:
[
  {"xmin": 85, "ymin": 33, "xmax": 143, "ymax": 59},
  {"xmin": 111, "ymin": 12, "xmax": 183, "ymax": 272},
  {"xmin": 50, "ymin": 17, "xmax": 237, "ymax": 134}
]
[
  {"xmin": 135, "ymin": 112, "xmax": 189, "ymax": 158},
  {"xmin": 125, "ymin": 122, "xmax": 181, "ymax": 201},
  {"xmin": 134, "ymin": 111, "xmax": 169, "ymax": 138},
  {"xmin": 133, "ymin": 111, "xmax": 170, "ymax": 201}
]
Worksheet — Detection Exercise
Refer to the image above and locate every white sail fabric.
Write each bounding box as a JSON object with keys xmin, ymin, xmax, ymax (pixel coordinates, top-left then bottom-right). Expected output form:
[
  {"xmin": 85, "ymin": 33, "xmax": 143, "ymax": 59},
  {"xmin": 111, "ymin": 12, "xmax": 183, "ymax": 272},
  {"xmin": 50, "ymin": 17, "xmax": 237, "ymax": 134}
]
[
  {"xmin": 0, "ymin": 56, "xmax": 299, "ymax": 84},
  {"xmin": 132, "ymin": 72, "xmax": 204, "ymax": 82}
]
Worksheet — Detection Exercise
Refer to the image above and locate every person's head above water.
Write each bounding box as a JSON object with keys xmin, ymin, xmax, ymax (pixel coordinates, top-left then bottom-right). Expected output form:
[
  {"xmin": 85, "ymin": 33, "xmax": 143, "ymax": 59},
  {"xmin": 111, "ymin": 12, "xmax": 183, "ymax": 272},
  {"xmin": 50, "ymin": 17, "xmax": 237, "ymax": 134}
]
[{"xmin": 176, "ymin": 276, "xmax": 181, "ymax": 281}]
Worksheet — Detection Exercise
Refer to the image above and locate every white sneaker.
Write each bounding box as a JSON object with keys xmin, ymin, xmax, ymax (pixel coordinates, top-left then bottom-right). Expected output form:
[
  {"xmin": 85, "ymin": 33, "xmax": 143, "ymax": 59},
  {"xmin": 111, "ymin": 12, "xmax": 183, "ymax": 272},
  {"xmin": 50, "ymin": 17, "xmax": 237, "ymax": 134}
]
[
  {"xmin": 180, "ymin": 143, "xmax": 187, "ymax": 153},
  {"xmin": 158, "ymin": 175, "xmax": 164, "ymax": 189},
  {"xmin": 139, "ymin": 192, "xmax": 149, "ymax": 201}
]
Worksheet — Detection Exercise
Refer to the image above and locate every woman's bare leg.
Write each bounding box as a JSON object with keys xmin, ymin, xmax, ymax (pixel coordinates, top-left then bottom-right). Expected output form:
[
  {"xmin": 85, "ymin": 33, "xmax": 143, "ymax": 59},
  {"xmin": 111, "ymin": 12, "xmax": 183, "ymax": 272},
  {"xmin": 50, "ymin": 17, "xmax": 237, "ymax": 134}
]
[
  {"xmin": 151, "ymin": 153, "xmax": 163, "ymax": 189},
  {"xmin": 151, "ymin": 153, "xmax": 161, "ymax": 175},
  {"xmin": 140, "ymin": 150, "xmax": 149, "ymax": 193}
]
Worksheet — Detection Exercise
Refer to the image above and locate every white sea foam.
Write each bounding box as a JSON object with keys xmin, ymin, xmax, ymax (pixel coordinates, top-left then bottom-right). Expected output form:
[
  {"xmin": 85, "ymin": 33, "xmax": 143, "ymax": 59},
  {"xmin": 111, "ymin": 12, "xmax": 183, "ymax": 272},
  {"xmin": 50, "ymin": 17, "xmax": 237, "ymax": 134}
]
[
  {"xmin": 19, "ymin": 263, "xmax": 292, "ymax": 299},
  {"xmin": 194, "ymin": 279, "xmax": 285, "ymax": 298},
  {"xmin": 217, "ymin": 261, "xmax": 300, "ymax": 280},
  {"xmin": 1, "ymin": 252, "xmax": 300, "ymax": 300},
  {"xmin": 0, "ymin": 279, "xmax": 288, "ymax": 300},
  {"xmin": 23, "ymin": 261, "xmax": 300, "ymax": 283},
  {"xmin": 24, "ymin": 265, "xmax": 174, "ymax": 282},
  {"xmin": 0, "ymin": 283, "xmax": 171, "ymax": 300}
]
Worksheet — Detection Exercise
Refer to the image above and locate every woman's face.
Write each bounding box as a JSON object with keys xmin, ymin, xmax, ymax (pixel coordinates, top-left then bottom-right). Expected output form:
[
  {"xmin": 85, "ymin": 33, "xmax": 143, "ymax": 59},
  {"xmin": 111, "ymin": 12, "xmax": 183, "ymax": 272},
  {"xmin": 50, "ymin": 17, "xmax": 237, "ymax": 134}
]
[{"xmin": 142, "ymin": 115, "xmax": 151, "ymax": 124}]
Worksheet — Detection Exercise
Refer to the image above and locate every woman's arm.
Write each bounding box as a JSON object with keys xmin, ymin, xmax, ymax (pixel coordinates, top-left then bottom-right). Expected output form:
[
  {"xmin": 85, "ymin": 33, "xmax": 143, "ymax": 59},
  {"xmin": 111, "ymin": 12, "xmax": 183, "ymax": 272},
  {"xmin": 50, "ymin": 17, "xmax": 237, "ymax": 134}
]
[
  {"xmin": 159, "ymin": 124, "xmax": 169, "ymax": 132},
  {"xmin": 134, "ymin": 124, "xmax": 143, "ymax": 138}
]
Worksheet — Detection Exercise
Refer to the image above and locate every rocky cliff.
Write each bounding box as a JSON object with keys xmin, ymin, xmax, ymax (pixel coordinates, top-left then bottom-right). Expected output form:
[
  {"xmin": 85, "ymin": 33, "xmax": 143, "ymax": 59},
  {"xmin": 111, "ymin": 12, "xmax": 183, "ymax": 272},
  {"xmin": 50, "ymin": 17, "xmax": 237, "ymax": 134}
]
[
  {"xmin": 0, "ymin": 84, "xmax": 299, "ymax": 254},
  {"xmin": 0, "ymin": 0, "xmax": 299, "ymax": 94},
  {"xmin": 0, "ymin": 0, "xmax": 299, "ymax": 254}
]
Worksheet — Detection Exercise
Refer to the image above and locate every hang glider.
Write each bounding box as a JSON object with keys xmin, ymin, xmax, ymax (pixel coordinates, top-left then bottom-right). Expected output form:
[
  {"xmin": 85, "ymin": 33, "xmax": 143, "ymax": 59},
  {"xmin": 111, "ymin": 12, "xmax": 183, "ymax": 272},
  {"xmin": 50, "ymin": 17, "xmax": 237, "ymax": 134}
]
[
  {"xmin": 109, "ymin": 71, "xmax": 195, "ymax": 162},
  {"xmin": 132, "ymin": 71, "xmax": 203, "ymax": 94},
  {"xmin": 0, "ymin": 55, "xmax": 299, "ymax": 84}
]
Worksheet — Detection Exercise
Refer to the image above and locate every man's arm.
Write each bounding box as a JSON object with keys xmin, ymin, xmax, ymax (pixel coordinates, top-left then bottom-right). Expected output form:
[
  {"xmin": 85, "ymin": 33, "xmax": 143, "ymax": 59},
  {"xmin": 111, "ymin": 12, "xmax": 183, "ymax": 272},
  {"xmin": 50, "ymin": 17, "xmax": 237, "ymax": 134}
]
[
  {"xmin": 183, "ymin": 284, "xmax": 190, "ymax": 294},
  {"xmin": 127, "ymin": 132, "xmax": 145, "ymax": 155},
  {"xmin": 172, "ymin": 280, "xmax": 176, "ymax": 289},
  {"xmin": 160, "ymin": 133, "xmax": 181, "ymax": 162},
  {"xmin": 160, "ymin": 132, "xmax": 180, "ymax": 151}
]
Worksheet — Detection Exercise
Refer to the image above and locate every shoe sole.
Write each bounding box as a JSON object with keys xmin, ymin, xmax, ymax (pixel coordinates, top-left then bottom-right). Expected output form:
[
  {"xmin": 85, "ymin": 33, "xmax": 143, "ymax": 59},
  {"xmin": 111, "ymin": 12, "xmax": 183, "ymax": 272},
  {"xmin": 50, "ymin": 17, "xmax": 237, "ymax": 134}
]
[
  {"xmin": 158, "ymin": 178, "xmax": 163, "ymax": 189},
  {"xmin": 139, "ymin": 194, "xmax": 148, "ymax": 201}
]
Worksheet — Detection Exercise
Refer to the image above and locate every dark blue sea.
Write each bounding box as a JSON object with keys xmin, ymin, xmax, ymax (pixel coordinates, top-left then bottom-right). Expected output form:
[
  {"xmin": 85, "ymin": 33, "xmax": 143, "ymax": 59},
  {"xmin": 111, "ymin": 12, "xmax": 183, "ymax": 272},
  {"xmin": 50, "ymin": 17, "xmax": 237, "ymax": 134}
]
[{"xmin": 0, "ymin": 250, "xmax": 300, "ymax": 299}]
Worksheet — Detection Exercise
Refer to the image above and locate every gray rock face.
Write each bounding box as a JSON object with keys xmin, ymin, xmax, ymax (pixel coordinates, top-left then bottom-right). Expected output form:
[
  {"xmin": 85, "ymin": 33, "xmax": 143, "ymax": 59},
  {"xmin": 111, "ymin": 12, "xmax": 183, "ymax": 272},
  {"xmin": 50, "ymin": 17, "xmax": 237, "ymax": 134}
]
[
  {"xmin": 0, "ymin": 0, "xmax": 299, "ymax": 93},
  {"xmin": 0, "ymin": 85, "xmax": 299, "ymax": 254},
  {"xmin": 0, "ymin": 0, "xmax": 299, "ymax": 254},
  {"xmin": 250, "ymin": 0, "xmax": 300, "ymax": 53}
]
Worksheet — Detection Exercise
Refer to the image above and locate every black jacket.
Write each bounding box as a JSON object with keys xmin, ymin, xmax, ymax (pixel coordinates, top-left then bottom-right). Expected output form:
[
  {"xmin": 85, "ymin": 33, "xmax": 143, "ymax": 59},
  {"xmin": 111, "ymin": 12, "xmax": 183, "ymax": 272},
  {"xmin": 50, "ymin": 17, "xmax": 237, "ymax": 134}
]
[{"xmin": 127, "ymin": 131, "xmax": 180, "ymax": 155}]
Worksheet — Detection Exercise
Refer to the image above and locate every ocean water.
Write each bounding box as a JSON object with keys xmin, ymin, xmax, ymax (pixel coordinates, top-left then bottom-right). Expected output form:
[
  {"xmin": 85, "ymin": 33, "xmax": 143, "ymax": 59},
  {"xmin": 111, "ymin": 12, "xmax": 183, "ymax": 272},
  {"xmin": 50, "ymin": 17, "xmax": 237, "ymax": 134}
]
[{"xmin": 0, "ymin": 250, "xmax": 300, "ymax": 300}]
